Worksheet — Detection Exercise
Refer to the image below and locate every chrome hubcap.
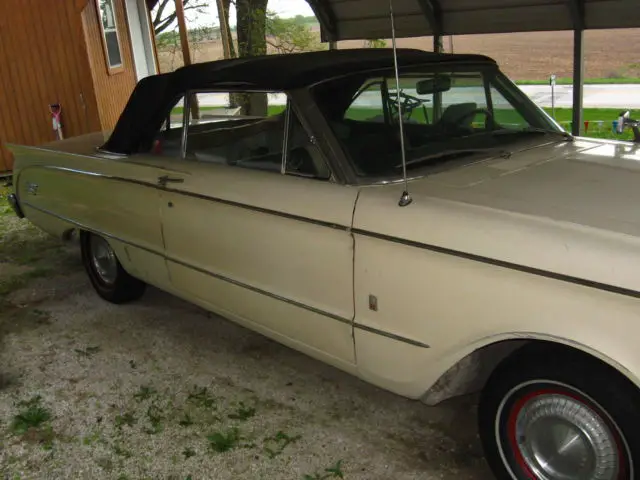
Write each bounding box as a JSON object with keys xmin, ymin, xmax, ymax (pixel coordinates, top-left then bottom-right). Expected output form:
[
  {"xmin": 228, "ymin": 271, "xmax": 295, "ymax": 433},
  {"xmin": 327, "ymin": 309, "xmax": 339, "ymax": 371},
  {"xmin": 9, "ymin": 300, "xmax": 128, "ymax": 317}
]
[
  {"xmin": 499, "ymin": 384, "xmax": 628, "ymax": 480},
  {"xmin": 90, "ymin": 236, "xmax": 118, "ymax": 285}
]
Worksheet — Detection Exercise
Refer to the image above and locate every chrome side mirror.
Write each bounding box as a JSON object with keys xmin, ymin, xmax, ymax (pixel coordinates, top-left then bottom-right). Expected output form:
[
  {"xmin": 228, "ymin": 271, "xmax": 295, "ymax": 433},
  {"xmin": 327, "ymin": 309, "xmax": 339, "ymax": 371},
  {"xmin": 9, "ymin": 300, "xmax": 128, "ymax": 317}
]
[{"xmin": 617, "ymin": 111, "xmax": 630, "ymax": 134}]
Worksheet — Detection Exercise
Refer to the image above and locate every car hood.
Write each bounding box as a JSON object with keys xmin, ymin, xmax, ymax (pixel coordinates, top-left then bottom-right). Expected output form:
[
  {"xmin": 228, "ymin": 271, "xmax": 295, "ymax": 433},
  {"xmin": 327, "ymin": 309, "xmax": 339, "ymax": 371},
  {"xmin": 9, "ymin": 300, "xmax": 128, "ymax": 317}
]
[
  {"xmin": 419, "ymin": 137, "xmax": 640, "ymax": 238},
  {"xmin": 355, "ymin": 137, "xmax": 640, "ymax": 293}
]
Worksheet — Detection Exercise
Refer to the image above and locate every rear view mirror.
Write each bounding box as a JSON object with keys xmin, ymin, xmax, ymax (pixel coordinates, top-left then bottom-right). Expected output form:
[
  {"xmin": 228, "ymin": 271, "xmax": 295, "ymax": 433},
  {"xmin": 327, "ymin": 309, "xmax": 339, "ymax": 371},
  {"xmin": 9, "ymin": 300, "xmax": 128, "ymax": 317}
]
[{"xmin": 416, "ymin": 76, "xmax": 452, "ymax": 95}]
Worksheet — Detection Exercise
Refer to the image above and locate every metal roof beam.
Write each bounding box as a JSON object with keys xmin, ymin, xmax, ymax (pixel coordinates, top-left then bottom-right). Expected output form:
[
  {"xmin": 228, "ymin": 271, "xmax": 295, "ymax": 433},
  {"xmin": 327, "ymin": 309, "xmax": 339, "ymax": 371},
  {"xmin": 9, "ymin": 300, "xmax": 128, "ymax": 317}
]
[
  {"xmin": 416, "ymin": 0, "xmax": 444, "ymax": 52},
  {"xmin": 567, "ymin": 0, "xmax": 585, "ymax": 30},
  {"xmin": 417, "ymin": 0, "xmax": 443, "ymax": 35},
  {"xmin": 568, "ymin": 0, "xmax": 586, "ymax": 136},
  {"xmin": 306, "ymin": 0, "xmax": 339, "ymax": 42}
]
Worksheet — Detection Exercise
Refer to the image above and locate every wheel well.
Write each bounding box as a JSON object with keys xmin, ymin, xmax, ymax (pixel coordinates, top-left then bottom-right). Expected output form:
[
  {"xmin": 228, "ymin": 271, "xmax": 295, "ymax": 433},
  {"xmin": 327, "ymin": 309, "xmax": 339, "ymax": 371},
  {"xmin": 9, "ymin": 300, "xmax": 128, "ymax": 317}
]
[
  {"xmin": 421, "ymin": 339, "xmax": 638, "ymax": 406},
  {"xmin": 62, "ymin": 227, "xmax": 79, "ymax": 242}
]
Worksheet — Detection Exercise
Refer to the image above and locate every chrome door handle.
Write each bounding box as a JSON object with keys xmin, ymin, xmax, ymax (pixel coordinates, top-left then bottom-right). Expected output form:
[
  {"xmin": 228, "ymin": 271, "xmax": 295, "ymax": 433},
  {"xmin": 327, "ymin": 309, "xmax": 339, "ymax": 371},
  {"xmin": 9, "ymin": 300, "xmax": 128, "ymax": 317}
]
[{"xmin": 157, "ymin": 175, "xmax": 184, "ymax": 187}]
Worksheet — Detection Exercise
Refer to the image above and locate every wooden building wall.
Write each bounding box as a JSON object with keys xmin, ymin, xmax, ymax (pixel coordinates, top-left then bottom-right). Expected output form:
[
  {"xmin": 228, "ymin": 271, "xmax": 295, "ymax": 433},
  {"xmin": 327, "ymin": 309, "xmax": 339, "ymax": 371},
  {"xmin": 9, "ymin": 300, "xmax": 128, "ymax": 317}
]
[
  {"xmin": 81, "ymin": 0, "xmax": 138, "ymax": 132},
  {"xmin": 0, "ymin": 0, "xmax": 137, "ymax": 172}
]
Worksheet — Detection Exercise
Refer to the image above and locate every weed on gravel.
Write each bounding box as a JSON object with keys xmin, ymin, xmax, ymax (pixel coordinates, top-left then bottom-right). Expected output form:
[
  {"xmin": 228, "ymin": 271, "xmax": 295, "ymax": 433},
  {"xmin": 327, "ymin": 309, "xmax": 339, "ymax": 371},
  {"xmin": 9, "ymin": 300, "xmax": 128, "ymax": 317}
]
[
  {"xmin": 10, "ymin": 395, "xmax": 55, "ymax": 449},
  {"xmin": 303, "ymin": 460, "xmax": 345, "ymax": 479},
  {"xmin": 207, "ymin": 427, "xmax": 243, "ymax": 453},
  {"xmin": 263, "ymin": 430, "xmax": 302, "ymax": 459},
  {"xmin": 11, "ymin": 395, "xmax": 51, "ymax": 434}
]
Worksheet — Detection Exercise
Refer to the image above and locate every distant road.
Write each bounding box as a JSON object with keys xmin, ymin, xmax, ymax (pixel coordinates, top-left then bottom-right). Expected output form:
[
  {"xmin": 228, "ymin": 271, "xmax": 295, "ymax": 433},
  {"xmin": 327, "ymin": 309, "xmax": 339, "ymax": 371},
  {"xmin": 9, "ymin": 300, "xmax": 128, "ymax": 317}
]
[{"xmin": 519, "ymin": 84, "xmax": 640, "ymax": 109}]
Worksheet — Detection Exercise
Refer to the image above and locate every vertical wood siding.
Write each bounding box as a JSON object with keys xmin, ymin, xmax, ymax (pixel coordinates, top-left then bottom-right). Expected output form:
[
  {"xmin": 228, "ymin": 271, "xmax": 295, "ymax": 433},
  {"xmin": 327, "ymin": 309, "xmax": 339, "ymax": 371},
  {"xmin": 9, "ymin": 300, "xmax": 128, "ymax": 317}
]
[
  {"xmin": 0, "ymin": 0, "xmax": 137, "ymax": 172},
  {"xmin": 82, "ymin": 0, "xmax": 137, "ymax": 133}
]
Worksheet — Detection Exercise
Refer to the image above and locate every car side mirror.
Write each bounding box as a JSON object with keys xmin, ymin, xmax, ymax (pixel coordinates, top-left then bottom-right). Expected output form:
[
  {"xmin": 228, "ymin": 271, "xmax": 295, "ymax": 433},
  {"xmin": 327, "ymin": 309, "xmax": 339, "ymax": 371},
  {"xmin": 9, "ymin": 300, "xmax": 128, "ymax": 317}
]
[{"xmin": 617, "ymin": 111, "xmax": 631, "ymax": 134}]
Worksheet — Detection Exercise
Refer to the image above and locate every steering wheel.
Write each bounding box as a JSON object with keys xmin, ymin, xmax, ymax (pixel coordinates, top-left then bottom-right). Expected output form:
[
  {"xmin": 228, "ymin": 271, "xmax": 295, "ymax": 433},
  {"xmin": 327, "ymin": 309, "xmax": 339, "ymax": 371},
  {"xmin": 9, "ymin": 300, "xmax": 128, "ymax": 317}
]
[
  {"xmin": 388, "ymin": 90, "xmax": 424, "ymax": 119},
  {"xmin": 445, "ymin": 107, "xmax": 495, "ymax": 130}
]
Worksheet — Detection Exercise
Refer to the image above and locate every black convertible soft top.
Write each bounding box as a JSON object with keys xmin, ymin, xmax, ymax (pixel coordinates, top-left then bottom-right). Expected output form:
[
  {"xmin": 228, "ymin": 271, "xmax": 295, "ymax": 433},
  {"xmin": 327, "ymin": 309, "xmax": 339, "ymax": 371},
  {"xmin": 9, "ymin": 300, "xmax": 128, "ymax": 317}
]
[{"xmin": 101, "ymin": 48, "xmax": 496, "ymax": 154}]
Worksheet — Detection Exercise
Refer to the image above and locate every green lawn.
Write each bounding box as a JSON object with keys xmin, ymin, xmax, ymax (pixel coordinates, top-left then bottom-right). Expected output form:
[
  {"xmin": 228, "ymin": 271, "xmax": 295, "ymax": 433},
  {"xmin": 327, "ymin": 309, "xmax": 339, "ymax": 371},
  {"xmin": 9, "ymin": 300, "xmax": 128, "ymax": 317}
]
[
  {"xmin": 516, "ymin": 77, "xmax": 640, "ymax": 85},
  {"xmin": 542, "ymin": 107, "xmax": 636, "ymax": 140}
]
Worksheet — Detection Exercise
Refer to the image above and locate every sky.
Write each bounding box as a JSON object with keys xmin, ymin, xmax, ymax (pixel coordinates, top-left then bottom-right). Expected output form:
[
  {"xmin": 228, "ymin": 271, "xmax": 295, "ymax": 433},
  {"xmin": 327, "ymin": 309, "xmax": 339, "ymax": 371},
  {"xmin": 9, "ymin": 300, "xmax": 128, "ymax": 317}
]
[
  {"xmin": 267, "ymin": 0, "xmax": 315, "ymax": 17},
  {"xmin": 181, "ymin": 0, "xmax": 316, "ymax": 28}
]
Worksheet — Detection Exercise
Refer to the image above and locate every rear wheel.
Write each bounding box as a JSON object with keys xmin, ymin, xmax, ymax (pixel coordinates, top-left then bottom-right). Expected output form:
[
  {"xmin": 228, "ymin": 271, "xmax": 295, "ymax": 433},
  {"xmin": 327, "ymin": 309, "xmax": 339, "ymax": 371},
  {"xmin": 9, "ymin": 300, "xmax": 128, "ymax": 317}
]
[
  {"xmin": 479, "ymin": 345, "xmax": 639, "ymax": 480},
  {"xmin": 80, "ymin": 231, "xmax": 146, "ymax": 304}
]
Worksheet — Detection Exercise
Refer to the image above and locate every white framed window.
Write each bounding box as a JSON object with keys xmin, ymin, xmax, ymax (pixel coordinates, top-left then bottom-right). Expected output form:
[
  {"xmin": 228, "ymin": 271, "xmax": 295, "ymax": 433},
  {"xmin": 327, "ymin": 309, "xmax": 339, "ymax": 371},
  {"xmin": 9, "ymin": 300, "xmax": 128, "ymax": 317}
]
[{"xmin": 97, "ymin": 0, "xmax": 124, "ymax": 73}]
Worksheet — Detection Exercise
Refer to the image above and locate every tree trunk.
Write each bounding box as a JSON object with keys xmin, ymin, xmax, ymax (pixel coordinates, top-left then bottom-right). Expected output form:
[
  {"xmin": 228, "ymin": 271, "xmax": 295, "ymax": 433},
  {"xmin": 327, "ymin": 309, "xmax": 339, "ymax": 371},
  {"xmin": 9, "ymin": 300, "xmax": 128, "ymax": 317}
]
[
  {"xmin": 236, "ymin": 0, "xmax": 268, "ymax": 116},
  {"xmin": 221, "ymin": 0, "xmax": 236, "ymax": 58}
]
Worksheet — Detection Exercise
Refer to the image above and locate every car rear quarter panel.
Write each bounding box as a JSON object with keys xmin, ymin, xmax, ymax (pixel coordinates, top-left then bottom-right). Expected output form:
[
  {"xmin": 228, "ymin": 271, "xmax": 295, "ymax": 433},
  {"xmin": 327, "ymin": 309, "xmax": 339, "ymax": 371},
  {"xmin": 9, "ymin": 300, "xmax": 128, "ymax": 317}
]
[
  {"xmin": 352, "ymin": 183, "xmax": 640, "ymax": 399},
  {"xmin": 10, "ymin": 145, "xmax": 171, "ymax": 289}
]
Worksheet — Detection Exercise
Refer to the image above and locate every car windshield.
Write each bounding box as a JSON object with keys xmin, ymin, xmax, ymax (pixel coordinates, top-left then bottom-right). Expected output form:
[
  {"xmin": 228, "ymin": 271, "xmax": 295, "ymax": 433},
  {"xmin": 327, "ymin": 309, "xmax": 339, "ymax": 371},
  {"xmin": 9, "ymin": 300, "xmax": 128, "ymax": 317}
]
[{"xmin": 311, "ymin": 65, "xmax": 565, "ymax": 180}]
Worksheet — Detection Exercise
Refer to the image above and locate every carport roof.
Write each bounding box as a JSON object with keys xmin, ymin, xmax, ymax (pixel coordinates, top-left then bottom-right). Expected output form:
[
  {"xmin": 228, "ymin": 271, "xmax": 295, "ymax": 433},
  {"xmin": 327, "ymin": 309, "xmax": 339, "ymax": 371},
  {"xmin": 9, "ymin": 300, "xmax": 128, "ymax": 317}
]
[{"xmin": 305, "ymin": 0, "xmax": 640, "ymax": 41}]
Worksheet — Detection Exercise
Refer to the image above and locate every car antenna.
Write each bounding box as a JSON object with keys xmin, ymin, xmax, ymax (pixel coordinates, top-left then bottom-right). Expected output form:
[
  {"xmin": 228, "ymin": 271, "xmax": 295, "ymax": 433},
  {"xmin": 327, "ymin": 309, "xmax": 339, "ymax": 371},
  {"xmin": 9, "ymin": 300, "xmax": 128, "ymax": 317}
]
[{"xmin": 389, "ymin": 0, "xmax": 412, "ymax": 207}]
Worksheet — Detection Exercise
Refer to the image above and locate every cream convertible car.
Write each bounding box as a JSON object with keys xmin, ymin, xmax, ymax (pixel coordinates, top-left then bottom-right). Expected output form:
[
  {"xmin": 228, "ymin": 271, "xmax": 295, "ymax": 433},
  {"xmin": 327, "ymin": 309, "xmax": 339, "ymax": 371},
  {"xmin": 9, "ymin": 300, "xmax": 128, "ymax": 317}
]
[{"xmin": 8, "ymin": 48, "xmax": 640, "ymax": 479}]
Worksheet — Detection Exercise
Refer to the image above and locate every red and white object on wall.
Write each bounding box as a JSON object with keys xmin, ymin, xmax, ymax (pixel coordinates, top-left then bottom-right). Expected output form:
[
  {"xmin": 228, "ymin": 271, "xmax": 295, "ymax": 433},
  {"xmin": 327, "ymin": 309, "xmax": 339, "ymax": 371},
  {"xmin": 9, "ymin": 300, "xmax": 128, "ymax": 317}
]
[{"xmin": 49, "ymin": 103, "xmax": 64, "ymax": 141}]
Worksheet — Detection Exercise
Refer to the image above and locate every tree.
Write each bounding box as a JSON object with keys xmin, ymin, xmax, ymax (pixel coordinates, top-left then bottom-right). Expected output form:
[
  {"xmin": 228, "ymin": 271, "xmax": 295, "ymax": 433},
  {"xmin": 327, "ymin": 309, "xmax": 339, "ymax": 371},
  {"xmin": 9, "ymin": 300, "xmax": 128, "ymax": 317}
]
[
  {"xmin": 266, "ymin": 12, "xmax": 324, "ymax": 54},
  {"xmin": 236, "ymin": 0, "xmax": 267, "ymax": 58},
  {"xmin": 235, "ymin": 0, "xmax": 268, "ymax": 115},
  {"xmin": 217, "ymin": 0, "xmax": 236, "ymax": 58},
  {"xmin": 152, "ymin": 0, "xmax": 210, "ymax": 35}
]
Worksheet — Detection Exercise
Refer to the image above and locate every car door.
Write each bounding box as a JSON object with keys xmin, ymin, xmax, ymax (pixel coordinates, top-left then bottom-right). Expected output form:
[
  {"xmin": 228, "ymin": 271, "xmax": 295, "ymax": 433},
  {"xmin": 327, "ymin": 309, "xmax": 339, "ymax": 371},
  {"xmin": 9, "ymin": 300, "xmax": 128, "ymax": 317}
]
[{"xmin": 147, "ymin": 92, "xmax": 358, "ymax": 370}]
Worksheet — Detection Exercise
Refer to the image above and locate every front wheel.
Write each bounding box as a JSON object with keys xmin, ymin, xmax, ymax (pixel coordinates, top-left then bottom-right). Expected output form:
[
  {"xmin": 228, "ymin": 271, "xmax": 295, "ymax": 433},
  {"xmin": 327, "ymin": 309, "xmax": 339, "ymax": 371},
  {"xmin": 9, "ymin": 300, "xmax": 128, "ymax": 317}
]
[
  {"xmin": 80, "ymin": 231, "xmax": 146, "ymax": 304},
  {"xmin": 479, "ymin": 345, "xmax": 639, "ymax": 480}
]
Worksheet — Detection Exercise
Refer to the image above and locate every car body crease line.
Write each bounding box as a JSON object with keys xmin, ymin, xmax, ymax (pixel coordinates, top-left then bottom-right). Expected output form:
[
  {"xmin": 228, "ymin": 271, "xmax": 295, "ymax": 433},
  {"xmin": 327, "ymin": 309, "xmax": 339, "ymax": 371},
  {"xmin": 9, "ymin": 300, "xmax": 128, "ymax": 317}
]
[
  {"xmin": 351, "ymin": 228, "xmax": 640, "ymax": 300},
  {"xmin": 19, "ymin": 200, "xmax": 431, "ymax": 350},
  {"xmin": 26, "ymin": 165, "xmax": 350, "ymax": 232}
]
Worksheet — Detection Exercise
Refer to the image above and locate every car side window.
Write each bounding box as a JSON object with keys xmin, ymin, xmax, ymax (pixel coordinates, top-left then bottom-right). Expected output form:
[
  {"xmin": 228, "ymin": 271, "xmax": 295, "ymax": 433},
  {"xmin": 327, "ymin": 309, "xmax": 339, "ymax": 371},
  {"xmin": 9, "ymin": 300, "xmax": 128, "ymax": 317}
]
[{"xmin": 151, "ymin": 91, "xmax": 330, "ymax": 181}]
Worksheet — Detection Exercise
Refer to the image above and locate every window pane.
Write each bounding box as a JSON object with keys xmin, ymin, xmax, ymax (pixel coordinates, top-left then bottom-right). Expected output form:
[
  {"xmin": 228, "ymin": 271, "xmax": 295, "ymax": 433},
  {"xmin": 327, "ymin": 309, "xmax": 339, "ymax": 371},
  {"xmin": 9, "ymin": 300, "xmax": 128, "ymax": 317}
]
[
  {"xmin": 385, "ymin": 77, "xmax": 434, "ymax": 125},
  {"xmin": 152, "ymin": 91, "xmax": 329, "ymax": 180},
  {"xmin": 187, "ymin": 92, "xmax": 286, "ymax": 126},
  {"xmin": 105, "ymin": 31, "xmax": 122, "ymax": 67},
  {"xmin": 345, "ymin": 81, "xmax": 385, "ymax": 122},
  {"xmin": 98, "ymin": 0, "xmax": 122, "ymax": 68},
  {"xmin": 489, "ymin": 86, "xmax": 528, "ymax": 129}
]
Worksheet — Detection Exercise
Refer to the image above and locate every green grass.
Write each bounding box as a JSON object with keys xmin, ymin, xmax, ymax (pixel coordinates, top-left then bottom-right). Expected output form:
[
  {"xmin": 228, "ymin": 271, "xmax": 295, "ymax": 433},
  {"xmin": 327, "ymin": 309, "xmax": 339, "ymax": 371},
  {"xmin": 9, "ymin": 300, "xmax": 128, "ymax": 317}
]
[
  {"xmin": 544, "ymin": 107, "xmax": 622, "ymax": 123},
  {"xmin": 542, "ymin": 107, "xmax": 636, "ymax": 141},
  {"xmin": 303, "ymin": 460, "xmax": 345, "ymax": 479},
  {"xmin": 227, "ymin": 402, "xmax": 256, "ymax": 421},
  {"xmin": 11, "ymin": 396, "xmax": 52, "ymax": 435},
  {"xmin": 516, "ymin": 77, "xmax": 640, "ymax": 85},
  {"xmin": 114, "ymin": 411, "xmax": 136, "ymax": 429},
  {"xmin": 346, "ymin": 106, "xmax": 636, "ymax": 141},
  {"xmin": 186, "ymin": 385, "xmax": 217, "ymax": 409},
  {"xmin": 263, "ymin": 430, "xmax": 302, "ymax": 459},
  {"xmin": 207, "ymin": 427, "xmax": 242, "ymax": 453}
]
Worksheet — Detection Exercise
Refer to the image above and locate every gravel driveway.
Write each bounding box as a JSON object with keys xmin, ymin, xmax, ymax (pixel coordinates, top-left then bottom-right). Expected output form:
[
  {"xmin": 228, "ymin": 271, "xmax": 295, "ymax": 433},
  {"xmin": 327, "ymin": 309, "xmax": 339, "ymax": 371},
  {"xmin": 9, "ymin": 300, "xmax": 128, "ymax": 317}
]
[{"xmin": 0, "ymin": 192, "xmax": 494, "ymax": 480}]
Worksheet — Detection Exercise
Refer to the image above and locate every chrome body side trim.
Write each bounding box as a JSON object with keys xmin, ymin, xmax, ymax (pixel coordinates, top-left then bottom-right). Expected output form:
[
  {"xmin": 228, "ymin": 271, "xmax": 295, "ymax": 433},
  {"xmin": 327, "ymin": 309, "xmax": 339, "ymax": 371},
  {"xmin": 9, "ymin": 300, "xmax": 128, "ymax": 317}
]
[
  {"xmin": 20, "ymin": 200, "xmax": 431, "ymax": 350},
  {"xmin": 352, "ymin": 229, "xmax": 640, "ymax": 300},
  {"xmin": 353, "ymin": 323, "xmax": 431, "ymax": 349}
]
